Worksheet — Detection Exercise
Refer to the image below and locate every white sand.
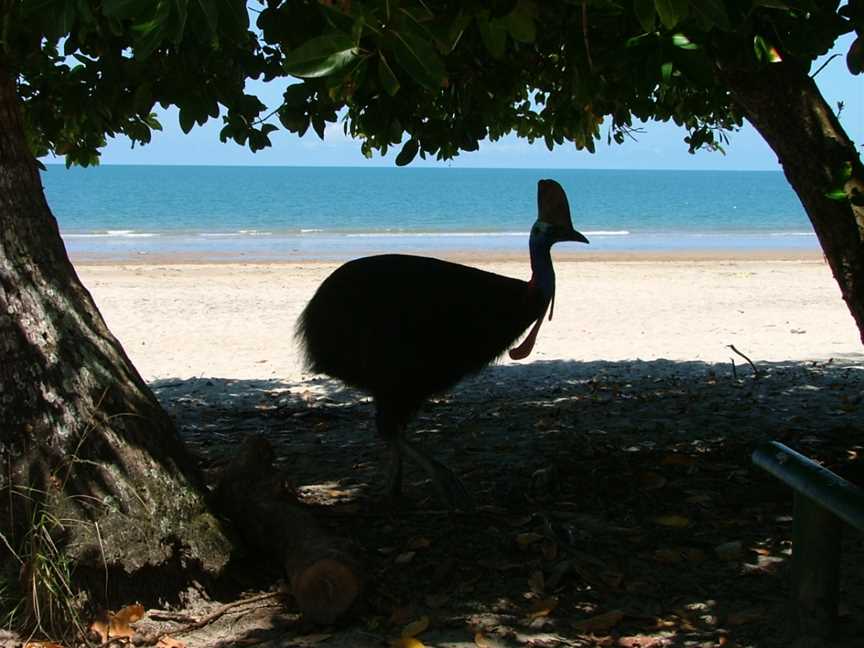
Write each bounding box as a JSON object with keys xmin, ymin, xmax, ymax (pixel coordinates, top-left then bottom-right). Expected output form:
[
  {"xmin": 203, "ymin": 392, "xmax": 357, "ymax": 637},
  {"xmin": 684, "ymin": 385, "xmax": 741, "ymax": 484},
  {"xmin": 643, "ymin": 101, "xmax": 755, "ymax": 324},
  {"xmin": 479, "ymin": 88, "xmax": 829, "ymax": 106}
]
[{"xmin": 75, "ymin": 254, "xmax": 863, "ymax": 382}]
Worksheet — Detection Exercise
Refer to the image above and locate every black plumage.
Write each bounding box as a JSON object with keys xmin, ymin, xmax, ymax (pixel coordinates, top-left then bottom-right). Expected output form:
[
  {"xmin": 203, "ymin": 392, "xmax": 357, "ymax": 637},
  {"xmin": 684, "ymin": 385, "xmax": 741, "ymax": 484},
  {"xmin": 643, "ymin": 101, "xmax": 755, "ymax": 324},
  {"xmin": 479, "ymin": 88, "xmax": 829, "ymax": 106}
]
[{"xmin": 295, "ymin": 179, "xmax": 588, "ymax": 507}]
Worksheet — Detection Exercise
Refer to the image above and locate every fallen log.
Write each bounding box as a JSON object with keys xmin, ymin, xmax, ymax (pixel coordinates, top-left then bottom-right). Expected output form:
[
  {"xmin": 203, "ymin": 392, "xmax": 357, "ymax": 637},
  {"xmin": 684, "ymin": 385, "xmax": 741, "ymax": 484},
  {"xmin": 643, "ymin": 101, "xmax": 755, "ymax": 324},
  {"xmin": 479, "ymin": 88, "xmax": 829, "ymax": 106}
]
[{"xmin": 214, "ymin": 436, "xmax": 363, "ymax": 625}]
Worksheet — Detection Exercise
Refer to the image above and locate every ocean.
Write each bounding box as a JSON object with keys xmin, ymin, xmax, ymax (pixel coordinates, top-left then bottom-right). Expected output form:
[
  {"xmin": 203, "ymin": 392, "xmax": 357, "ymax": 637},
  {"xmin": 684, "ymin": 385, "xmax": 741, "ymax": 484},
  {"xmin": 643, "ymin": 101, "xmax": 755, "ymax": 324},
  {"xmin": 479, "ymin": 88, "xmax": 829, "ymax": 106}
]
[{"xmin": 42, "ymin": 165, "xmax": 818, "ymax": 261}]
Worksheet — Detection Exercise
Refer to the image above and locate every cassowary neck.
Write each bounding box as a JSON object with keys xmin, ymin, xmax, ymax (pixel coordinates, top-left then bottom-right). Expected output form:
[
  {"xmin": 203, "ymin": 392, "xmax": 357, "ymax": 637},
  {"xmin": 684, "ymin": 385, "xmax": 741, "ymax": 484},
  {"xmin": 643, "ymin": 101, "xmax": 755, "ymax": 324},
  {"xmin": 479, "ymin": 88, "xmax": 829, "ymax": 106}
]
[{"xmin": 528, "ymin": 221, "xmax": 555, "ymax": 301}]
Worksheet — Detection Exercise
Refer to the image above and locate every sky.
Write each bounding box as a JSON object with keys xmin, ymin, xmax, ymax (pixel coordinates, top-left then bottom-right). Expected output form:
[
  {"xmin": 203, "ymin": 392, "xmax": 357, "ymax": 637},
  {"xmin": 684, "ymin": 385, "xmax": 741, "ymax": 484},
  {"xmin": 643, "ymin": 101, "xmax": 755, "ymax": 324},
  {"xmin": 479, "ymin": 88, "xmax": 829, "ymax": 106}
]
[{"xmin": 95, "ymin": 33, "xmax": 864, "ymax": 171}]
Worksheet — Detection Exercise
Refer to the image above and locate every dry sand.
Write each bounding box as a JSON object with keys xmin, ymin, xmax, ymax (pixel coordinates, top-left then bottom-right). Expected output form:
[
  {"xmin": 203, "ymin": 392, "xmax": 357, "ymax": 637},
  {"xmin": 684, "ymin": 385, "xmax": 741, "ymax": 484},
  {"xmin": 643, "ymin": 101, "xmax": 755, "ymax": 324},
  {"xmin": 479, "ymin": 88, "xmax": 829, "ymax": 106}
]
[{"xmin": 76, "ymin": 252, "xmax": 863, "ymax": 382}]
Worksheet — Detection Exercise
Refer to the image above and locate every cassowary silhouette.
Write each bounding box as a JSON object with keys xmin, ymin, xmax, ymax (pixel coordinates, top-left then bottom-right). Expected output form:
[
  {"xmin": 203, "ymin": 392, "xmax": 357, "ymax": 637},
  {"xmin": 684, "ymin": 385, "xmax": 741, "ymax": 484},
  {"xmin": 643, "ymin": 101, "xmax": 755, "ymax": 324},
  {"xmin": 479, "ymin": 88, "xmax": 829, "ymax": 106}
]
[{"xmin": 296, "ymin": 179, "xmax": 588, "ymax": 508}]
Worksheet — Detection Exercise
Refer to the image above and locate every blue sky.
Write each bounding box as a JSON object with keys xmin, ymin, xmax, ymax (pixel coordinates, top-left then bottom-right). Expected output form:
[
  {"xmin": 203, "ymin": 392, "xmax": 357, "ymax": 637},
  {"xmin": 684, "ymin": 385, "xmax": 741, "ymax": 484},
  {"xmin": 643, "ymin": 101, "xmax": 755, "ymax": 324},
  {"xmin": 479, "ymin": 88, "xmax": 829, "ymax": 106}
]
[{"xmin": 98, "ymin": 34, "xmax": 864, "ymax": 171}]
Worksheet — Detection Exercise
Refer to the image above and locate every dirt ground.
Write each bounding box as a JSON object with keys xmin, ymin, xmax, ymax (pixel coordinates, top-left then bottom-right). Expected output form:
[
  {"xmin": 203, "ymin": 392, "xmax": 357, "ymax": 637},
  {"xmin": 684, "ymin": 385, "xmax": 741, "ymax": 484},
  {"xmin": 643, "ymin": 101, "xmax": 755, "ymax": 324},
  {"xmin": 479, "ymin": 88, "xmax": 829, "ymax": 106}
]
[{"xmin": 89, "ymin": 356, "xmax": 863, "ymax": 648}]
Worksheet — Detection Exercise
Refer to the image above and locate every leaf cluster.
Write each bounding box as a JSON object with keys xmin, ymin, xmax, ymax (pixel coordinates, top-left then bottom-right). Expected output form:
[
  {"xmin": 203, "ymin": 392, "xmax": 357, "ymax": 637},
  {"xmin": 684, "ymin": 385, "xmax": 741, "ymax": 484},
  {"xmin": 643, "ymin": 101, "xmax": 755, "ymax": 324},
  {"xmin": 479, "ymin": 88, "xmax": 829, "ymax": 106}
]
[{"xmin": 0, "ymin": 0, "xmax": 857, "ymax": 165}]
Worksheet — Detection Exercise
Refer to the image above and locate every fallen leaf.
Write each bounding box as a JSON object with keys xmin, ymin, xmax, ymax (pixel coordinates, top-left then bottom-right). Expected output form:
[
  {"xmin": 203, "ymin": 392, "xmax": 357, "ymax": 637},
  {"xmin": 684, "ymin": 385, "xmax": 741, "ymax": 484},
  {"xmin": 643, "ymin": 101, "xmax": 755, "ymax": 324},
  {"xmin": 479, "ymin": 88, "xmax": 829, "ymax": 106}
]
[
  {"xmin": 507, "ymin": 514, "xmax": 533, "ymax": 527},
  {"xmin": 391, "ymin": 639, "xmax": 425, "ymax": 648},
  {"xmin": 425, "ymin": 593, "xmax": 449, "ymax": 608},
  {"xmin": 389, "ymin": 606, "xmax": 413, "ymax": 626},
  {"xmin": 110, "ymin": 603, "xmax": 145, "ymax": 639},
  {"xmin": 288, "ymin": 634, "xmax": 332, "ymax": 646},
  {"xmin": 474, "ymin": 631, "xmax": 492, "ymax": 646},
  {"xmin": 639, "ymin": 471, "xmax": 667, "ymax": 490},
  {"xmin": 683, "ymin": 548, "xmax": 706, "ymax": 563},
  {"xmin": 401, "ymin": 616, "xmax": 430, "ymax": 638},
  {"xmin": 89, "ymin": 610, "xmax": 110, "ymax": 643},
  {"xmin": 528, "ymin": 596, "xmax": 558, "ymax": 618},
  {"xmin": 617, "ymin": 635, "xmax": 671, "ymax": 647},
  {"xmin": 541, "ymin": 540, "xmax": 558, "ymax": 561},
  {"xmin": 715, "ymin": 541, "xmax": 743, "ymax": 561},
  {"xmin": 726, "ymin": 607, "xmax": 766, "ymax": 626},
  {"xmin": 24, "ymin": 643, "xmax": 65, "ymax": 648},
  {"xmin": 156, "ymin": 637, "xmax": 186, "ymax": 648},
  {"xmin": 515, "ymin": 532, "xmax": 544, "ymax": 546},
  {"xmin": 395, "ymin": 551, "xmax": 416, "ymax": 564},
  {"xmin": 653, "ymin": 515, "xmax": 690, "ymax": 528},
  {"xmin": 528, "ymin": 570, "xmax": 545, "ymax": 594},
  {"xmin": 407, "ymin": 536, "xmax": 432, "ymax": 550},
  {"xmin": 662, "ymin": 454, "xmax": 696, "ymax": 467},
  {"xmin": 572, "ymin": 609, "xmax": 624, "ymax": 632},
  {"xmin": 653, "ymin": 548, "xmax": 682, "ymax": 564}
]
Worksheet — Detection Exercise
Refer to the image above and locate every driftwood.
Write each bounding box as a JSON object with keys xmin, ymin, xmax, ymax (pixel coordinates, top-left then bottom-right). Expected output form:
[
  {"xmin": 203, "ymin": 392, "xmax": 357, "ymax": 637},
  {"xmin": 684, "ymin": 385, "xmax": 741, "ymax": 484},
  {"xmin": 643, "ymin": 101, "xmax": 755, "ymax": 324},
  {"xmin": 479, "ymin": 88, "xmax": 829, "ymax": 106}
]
[{"xmin": 214, "ymin": 436, "xmax": 363, "ymax": 625}]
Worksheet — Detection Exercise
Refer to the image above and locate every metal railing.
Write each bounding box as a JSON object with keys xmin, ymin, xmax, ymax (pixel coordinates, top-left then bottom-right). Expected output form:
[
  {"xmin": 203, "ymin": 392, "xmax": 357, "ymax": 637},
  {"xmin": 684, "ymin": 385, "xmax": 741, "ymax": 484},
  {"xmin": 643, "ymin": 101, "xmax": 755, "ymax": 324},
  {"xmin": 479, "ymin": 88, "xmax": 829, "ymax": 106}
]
[{"xmin": 752, "ymin": 441, "xmax": 864, "ymax": 637}]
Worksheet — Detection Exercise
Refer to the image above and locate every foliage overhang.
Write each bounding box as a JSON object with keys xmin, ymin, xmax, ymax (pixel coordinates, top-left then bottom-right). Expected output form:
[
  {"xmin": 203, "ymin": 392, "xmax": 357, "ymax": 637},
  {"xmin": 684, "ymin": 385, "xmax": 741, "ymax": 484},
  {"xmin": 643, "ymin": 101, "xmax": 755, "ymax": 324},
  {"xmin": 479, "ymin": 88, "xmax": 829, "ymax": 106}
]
[{"xmin": 2, "ymin": 0, "xmax": 862, "ymax": 167}]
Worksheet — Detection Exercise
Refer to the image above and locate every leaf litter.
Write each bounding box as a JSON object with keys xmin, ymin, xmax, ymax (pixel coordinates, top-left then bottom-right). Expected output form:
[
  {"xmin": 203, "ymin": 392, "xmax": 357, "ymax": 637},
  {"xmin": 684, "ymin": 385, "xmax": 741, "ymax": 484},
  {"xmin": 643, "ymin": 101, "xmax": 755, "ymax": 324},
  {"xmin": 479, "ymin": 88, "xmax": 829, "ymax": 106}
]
[{"xmin": 61, "ymin": 358, "xmax": 864, "ymax": 647}]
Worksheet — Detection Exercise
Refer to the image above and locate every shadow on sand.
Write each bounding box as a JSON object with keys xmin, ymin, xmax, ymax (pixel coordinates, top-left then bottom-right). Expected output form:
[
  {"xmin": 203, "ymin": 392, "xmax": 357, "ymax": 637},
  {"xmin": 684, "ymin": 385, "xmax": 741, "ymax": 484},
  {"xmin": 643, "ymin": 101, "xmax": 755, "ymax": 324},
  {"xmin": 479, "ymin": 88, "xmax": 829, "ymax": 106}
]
[{"xmin": 149, "ymin": 357, "xmax": 864, "ymax": 647}]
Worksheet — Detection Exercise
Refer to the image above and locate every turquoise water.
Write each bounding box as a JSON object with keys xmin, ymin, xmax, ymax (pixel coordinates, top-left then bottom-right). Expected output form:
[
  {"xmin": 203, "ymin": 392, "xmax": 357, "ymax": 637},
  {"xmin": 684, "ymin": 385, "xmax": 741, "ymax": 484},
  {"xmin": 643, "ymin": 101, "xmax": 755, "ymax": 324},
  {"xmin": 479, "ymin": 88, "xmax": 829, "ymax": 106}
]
[{"xmin": 42, "ymin": 165, "xmax": 818, "ymax": 260}]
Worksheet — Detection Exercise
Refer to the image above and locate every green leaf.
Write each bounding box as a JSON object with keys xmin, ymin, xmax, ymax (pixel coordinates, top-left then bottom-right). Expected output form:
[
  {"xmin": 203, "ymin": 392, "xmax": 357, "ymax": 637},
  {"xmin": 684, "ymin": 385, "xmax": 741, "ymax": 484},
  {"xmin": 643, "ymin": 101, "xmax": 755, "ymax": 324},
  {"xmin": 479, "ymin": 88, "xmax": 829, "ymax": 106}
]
[
  {"xmin": 655, "ymin": 0, "xmax": 687, "ymax": 29},
  {"xmin": 848, "ymin": 37, "xmax": 864, "ymax": 75},
  {"xmin": 506, "ymin": 1, "xmax": 536, "ymax": 44},
  {"xmin": 825, "ymin": 188, "xmax": 848, "ymax": 201},
  {"xmin": 196, "ymin": 0, "xmax": 218, "ymax": 37},
  {"xmin": 133, "ymin": 82, "xmax": 154, "ymax": 113},
  {"xmin": 446, "ymin": 13, "xmax": 473, "ymax": 52},
  {"xmin": 753, "ymin": 34, "xmax": 783, "ymax": 63},
  {"xmin": 477, "ymin": 12, "xmax": 507, "ymax": 58},
  {"xmin": 390, "ymin": 25, "xmax": 447, "ymax": 89},
  {"xmin": 690, "ymin": 0, "xmax": 730, "ymax": 30},
  {"xmin": 660, "ymin": 60, "xmax": 674, "ymax": 82},
  {"xmin": 633, "ymin": 0, "xmax": 655, "ymax": 32},
  {"xmin": 654, "ymin": 0, "xmax": 677, "ymax": 29},
  {"xmin": 283, "ymin": 33, "xmax": 360, "ymax": 79},
  {"xmin": 753, "ymin": 0, "xmax": 790, "ymax": 9},
  {"xmin": 102, "ymin": 0, "xmax": 150, "ymax": 19},
  {"xmin": 378, "ymin": 54, "xmax": 400, "ymax": 96},
  {"xmin": 48, "ymin": 0, "xmax": 77, "ymax": 38},
  {"xmin": 312, "ymin": 116, "xmax": 326, "ymax": 140},
  {"xmin": 626, "ymin": 32, "xmax": 655, "ymax": 47},
  {"xmin": 672, "ymin": 33, "xmax": 699, "ymax": 50},
  {"xmin": 179, "ymin": 106, "xmax": 195, "ymax": 133},
  {"xmin": 318, "ymin": 1, "xmax": 355, "ymax": 33},
  {"xmin": 130, "ymin": 0, "xmax": 171, "ymax": 58},
  {"xmin": 395, "ymin": 138, "xmax": 419, "ymax": 166},
  {"xmin": 169, "ymin": 0, "xmax": 189, "ymax": 43}
]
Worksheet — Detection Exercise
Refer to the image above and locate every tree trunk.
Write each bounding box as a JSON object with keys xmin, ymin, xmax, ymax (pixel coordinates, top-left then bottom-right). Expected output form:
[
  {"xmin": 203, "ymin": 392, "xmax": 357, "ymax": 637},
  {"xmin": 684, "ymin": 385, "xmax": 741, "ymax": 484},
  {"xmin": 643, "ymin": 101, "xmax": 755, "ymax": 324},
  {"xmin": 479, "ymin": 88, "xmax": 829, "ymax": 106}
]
[
  {"xmin": 717, "ymin": 57, "xmax": 864, "ymax": 344},
  {"xmin": 0, "ymin": 64, "xmax": 232, "ymax": 611}
]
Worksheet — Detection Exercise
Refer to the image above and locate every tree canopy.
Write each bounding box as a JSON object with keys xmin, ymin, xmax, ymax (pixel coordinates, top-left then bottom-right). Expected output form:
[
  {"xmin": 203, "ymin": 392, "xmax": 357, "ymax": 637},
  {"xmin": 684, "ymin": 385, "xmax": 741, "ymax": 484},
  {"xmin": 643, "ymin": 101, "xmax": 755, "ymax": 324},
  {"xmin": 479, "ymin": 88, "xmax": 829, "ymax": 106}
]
[{"xmin": 6, "ymin": 1, "xmax": 861, "ymax": 168}]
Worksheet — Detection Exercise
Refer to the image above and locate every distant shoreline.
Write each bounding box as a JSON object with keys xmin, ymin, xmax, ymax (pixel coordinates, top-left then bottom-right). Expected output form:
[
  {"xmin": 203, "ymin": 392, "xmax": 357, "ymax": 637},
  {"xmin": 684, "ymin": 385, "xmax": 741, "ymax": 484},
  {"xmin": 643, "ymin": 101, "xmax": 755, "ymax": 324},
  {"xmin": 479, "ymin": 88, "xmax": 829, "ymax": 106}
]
[
  {"xmin": 61, "ymin": 227, "xmax": 821, "ymax": 264},
  {"xmin": 69, "ymin": 248, "xmax": 825, "ymax": 266}
]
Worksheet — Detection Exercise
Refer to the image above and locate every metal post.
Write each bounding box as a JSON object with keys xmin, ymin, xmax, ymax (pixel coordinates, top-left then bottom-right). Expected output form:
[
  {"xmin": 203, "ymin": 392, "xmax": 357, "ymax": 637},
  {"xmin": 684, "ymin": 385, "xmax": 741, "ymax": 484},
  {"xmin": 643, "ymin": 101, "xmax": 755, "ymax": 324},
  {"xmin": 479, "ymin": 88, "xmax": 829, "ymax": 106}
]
[{"xmin": 792, "ymin": 492, "xmax": 842, "ymax": 636}]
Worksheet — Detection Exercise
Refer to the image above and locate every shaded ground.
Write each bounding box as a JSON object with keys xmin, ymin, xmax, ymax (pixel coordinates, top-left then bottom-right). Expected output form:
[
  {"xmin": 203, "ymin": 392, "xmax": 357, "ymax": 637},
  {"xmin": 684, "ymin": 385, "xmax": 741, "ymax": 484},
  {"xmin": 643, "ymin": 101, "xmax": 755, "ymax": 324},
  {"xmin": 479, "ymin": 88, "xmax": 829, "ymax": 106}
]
[{"xmin": 145, "ymin": 358, "xmax": 864, "ymax": 647}]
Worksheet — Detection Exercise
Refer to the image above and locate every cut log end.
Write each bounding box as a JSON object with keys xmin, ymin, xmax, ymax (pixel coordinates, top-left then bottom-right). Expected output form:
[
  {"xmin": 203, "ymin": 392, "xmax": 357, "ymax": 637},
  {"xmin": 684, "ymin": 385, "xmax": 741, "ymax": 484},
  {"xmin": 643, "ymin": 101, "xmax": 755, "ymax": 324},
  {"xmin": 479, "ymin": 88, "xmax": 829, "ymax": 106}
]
[{"xmin": 290, "ymin": 557, "xmax": 362, "ymax": 625}]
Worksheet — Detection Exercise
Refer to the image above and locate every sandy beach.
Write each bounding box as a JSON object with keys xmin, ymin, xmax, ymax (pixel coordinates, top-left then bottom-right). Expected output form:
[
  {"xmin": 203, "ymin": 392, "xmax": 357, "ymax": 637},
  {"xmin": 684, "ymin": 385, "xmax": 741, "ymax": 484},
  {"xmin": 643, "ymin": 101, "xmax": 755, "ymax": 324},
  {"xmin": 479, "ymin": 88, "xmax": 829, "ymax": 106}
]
[{"xmin": 76, "ymin": 252, "xmax": 862, "ymax": 382}]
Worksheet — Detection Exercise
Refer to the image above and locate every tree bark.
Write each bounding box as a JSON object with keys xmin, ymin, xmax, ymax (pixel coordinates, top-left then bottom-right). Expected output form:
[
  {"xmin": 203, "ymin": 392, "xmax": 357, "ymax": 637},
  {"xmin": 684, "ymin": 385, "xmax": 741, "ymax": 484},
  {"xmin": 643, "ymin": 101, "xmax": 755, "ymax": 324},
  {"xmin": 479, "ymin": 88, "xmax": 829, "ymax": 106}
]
[
  {"xmin": 0, "ymin": 63, "xmax": 232, "ymax": 608},
  {"xmin": 717, "ymin": 57, "xmax": 864, "ymax": 344}
]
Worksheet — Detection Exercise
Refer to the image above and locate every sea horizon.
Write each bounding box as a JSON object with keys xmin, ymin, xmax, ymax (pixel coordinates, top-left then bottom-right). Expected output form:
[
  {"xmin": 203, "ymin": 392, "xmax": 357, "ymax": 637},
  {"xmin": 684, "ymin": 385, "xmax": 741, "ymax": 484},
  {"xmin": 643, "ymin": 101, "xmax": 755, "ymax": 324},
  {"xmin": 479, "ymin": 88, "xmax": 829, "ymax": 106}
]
[{"xmin": 42, "ymin": 164, "xmax": 819, "ymax": 261}]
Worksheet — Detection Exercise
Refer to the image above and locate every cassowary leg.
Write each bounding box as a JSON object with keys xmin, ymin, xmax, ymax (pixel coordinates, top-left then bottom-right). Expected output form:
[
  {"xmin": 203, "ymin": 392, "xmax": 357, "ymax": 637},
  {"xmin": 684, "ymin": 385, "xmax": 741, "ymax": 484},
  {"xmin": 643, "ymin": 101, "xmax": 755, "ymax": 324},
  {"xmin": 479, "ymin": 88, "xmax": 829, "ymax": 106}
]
[
  {"xmin": 396, "ymin": 438, "xmax": 474, "ymax": 511},
  {"xmin": 374, "ymin": 406, "xmax": 404, "ymax": 501}
]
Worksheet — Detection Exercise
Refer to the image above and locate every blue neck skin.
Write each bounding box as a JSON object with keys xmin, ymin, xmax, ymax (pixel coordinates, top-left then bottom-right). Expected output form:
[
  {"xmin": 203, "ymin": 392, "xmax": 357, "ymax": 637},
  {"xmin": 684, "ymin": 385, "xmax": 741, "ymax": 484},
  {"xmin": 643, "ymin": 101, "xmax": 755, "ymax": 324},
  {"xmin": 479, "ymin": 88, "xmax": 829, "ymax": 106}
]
[{"xmin": 528, "ymin": 220, "xmax": 556, "ymax": 302}]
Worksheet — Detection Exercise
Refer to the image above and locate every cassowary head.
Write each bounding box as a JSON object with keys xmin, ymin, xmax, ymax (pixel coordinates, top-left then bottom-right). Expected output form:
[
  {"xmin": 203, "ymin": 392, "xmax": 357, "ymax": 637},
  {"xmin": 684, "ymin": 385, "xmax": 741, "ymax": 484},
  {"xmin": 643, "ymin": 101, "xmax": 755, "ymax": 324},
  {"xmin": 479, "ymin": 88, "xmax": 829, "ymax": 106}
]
[{"xmin": 535, "ymin": 179, "xmax": 589, "ymax": 245}]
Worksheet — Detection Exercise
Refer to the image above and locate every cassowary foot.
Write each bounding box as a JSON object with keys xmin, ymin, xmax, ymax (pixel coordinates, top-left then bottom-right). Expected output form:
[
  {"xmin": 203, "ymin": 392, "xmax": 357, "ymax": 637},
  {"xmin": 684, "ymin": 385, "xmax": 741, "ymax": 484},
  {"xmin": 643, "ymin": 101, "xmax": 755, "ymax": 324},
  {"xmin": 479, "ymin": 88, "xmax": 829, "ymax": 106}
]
[{"xmin": 397, "ymin": 438, "xmax": 475, "ymax": 511}]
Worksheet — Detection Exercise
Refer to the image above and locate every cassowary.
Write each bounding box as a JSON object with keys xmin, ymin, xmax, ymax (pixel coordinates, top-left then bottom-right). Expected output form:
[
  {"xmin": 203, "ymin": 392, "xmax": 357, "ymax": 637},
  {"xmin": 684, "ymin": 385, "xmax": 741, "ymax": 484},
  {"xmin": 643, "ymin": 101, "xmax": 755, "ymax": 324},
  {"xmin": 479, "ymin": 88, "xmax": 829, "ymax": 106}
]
[{"xmin": 295, "ymin": 179, "xmax": 588, "ymax": 508}]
